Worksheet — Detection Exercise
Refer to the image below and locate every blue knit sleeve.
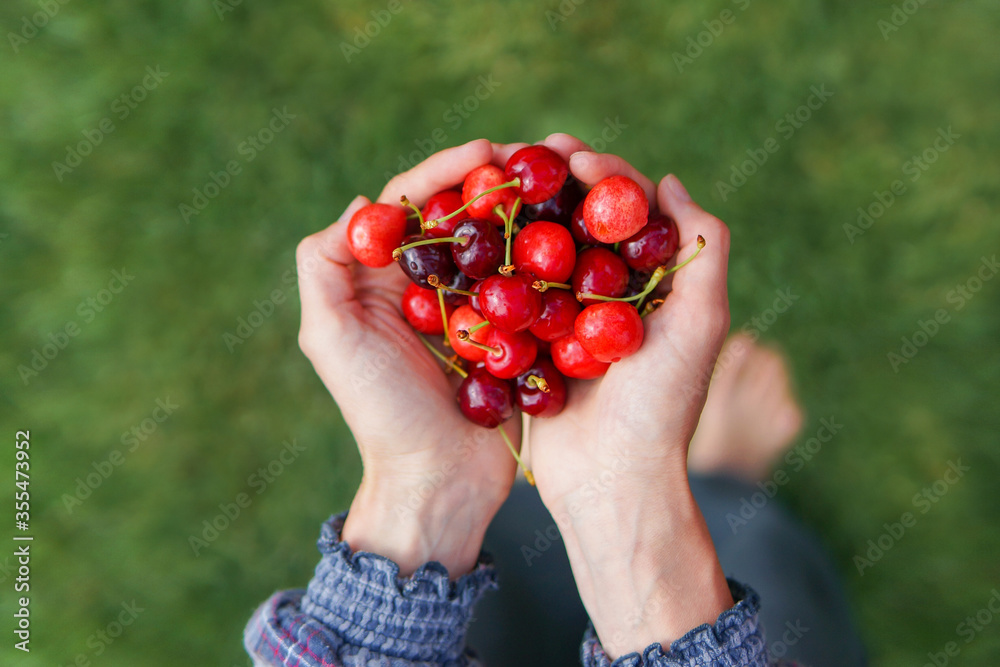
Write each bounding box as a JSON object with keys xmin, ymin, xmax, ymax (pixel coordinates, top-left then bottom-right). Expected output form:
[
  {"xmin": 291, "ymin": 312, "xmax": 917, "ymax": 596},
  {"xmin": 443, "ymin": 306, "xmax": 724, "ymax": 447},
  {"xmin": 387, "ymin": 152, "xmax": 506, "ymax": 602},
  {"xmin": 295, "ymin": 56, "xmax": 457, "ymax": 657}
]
[
  {"xmin": 244, "ymin": 513, "xmax": 496, "ymax": 666},
  {"xmin": 580, "ymin": 580, "xmax": 799, "ymax": 667}
]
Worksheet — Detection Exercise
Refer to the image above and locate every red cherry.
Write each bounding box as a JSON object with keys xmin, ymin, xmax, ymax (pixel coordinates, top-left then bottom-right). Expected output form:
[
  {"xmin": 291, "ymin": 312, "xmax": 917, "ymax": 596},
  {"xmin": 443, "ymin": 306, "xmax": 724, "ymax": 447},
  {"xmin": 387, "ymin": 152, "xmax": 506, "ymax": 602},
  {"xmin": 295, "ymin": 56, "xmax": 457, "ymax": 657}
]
[
  {"xmin": 551, "ymin": 333, "xmax": 611, "ymax": 380},
  {"xmin": 401, "ymin": 283, "xmax": 452, "ymax": 335},
  {"xmin": 448, "ymin": 305, "xmax": 494, "ymax": 362},
  {"xmin": 462, "ymin": 165, "xmax": 518, "ymax": 226},
  {"xmin": 484, "ymin": 329, "xmax": 538, "ymax": 380},
  {"xmin": 515, "ymin": 358, "xmax": 568, "ymax": 417},
  {"xmin": 479, "ymin": 274, "xmax": 543, "ymax": 333},
  {"xmin": 575, "ymin": 302, "xmax": 644, "ymax": 363},
  {"xmin": 619, "ymin": 213, "xmax": 679, "ymax": 272},
  {"xmin": 451, "ymin": 218, "xmax": 504, "ymax": 279},
  {"xmin": 582, "ymin": 175, "xmax": 648, "ymax": 243},
  {"xmin": 347, "ymin": 203, "xmax": 408, "ymax": 267},
  {"xmin": 468, "ymin": 279, "xmax": 484, "ymax": 314},
  {"xmin": 569, "ymin": 200, "xmax": 607, "ymax": 247},
  {"xmin": 571, "ymin": 247, "xmax": 629, "ymax": 306},
  {"xmin": 529, "ymin": 289, "xmax": 581, "ymax": 342},
  {"xmin": 457, "ymin": 367, "xmax": 514, "ymax": 428},
  {"xmin": 422, "ymin": 190, "xmax": 468, "ymax": 236},
  {"xmin": 504, "ymin": 145, "xmax": 569, "ymax": 205},
  {"xmin": 512, "ymin": 221, "xmax": 576, "ymax": 283},
  {"xmin": 524, "ymin": 177, "xmax": 583, "ymax": 226}
]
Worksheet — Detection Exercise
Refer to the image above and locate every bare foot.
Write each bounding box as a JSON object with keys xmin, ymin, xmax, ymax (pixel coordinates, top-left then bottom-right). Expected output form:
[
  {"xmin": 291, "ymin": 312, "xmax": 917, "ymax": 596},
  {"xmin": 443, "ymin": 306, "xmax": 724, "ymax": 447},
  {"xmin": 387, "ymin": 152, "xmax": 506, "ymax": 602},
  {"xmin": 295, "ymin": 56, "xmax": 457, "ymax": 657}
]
[{"xmin": 687, "ymin": 334, "xmax": 805, "ymax": 481}]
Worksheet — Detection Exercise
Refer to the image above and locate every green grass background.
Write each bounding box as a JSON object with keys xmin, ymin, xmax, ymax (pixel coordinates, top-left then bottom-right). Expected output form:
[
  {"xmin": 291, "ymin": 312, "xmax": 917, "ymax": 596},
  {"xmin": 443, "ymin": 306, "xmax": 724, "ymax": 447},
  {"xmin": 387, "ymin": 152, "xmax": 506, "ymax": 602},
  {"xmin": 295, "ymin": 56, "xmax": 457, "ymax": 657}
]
[{"xmin": 2, "ymin": 0, "xmax": 998, "ymax": 664}]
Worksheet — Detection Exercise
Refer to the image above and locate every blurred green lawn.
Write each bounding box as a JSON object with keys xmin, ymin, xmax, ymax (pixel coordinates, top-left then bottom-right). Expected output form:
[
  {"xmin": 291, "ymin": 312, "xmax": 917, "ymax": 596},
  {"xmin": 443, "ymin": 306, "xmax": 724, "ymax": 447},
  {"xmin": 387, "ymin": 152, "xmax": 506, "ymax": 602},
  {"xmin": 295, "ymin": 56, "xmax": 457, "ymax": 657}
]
[{"xmin": 2, "ymin": 0, "xmax": 999, "ymax": 665}]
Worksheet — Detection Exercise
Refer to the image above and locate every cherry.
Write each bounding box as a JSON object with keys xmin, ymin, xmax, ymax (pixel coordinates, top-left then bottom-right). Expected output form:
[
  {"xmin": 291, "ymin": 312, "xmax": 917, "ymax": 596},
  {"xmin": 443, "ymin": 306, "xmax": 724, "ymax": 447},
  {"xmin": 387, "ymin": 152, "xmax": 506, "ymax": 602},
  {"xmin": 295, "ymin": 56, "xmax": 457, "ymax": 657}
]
[
  {"xmin": 504, "ymin": 145, "xmax": 569, "ymax": 205},
  {"xmin": 524, "ymin": 176, "xmax": 582, "ymax": 226},
  {"xmin": 575, "ymin": 302, "xmax": 644, "ymax": 363},
  {"xmin": 583, "ymin": 175, "xmax": 649, "ymax": 243},
  {"xmin": 468, "ymin": 279, "xmax": 484, "ymax": 314},
  {"xmin": 619, "ymin": 213, "xmax": 679, "ymax": 272},
  {"xmin": 442, "ymin": 271, "xmax": 476, "ymax": 307},
  {"xmin": 451, "ymin": 218, "xmax": 505, "ymax": 279},
  {"xmin": 448, "ymin": 305, "xmax": 494, "ymax": 362},
  {"xmin": 551, "ymin": 333, "xmax": 611, "ymax": 380},
  {"xmin": 422, "ymin": 190, "xmax": 468, "ymax": 237},
  {"xmin": 347, "ymin": 203, "xmax": 408, "ymax": 267},
  {"xmin": 529, "ymin": 289, "xmax": 581, "ymax": 342},
  {"xmin": 457, "ymin": 367, "xmax": 514, "ymax": 428},
  {"xmin": 515, "ymin": 358, "xmax": 568, "ymax": 417},
  {"xmin": 483, "ymin": 329, "xmax": 538, "ymax": 380},
  {"xmin": 512, "ymin": 221, "xmax": 576, "ymax": 283},
  {"xmin": 571, "ymin": 247, "xmax": 629, "ymax": 305},
  {"xmin": 462, "ymin": 165, "xmax": 519, "ymax": 225},
  {"xmin": 401, "ymin": 283, "xmax": 452, "ymax": 335},
  {"xmin": 479, "ymin": 274, "xmax": 543, "ymax": 333},
  {"xmin": 569, "ymin": 200, "xmax": 607, "ymax": 247},
  {"xmin": 396, "ymin": 234, "xmax": 458, "ymax": 288}
]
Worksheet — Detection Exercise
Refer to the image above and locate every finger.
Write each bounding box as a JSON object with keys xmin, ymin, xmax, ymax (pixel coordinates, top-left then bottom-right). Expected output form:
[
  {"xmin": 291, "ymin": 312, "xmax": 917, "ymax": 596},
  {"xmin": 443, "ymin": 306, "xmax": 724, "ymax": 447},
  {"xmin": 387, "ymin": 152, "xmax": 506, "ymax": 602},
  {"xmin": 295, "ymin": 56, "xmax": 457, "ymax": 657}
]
[
  {"xmin": 491, "ymin": 142, "xmax": 530, "ymax": 167},
  {"xmin": 567, "ymin": 151, "xmax": 657, "ymax": 204},
  {"xmin": 540, "ymin": 133, "xmax": 593, "ymax": 160},
  {"xmin": 378, "ymin": 138, "xmax": 493, "ymax": 207}
]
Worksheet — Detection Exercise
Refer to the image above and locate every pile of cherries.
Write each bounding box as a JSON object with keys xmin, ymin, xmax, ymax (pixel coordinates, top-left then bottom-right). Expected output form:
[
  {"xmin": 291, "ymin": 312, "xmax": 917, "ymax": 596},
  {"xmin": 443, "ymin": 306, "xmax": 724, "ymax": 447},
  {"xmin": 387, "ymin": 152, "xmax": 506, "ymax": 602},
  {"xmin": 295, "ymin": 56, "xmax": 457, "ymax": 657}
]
[{"xmin": 346, "ymin": 145, "xmax": 702, "ymax": 479}]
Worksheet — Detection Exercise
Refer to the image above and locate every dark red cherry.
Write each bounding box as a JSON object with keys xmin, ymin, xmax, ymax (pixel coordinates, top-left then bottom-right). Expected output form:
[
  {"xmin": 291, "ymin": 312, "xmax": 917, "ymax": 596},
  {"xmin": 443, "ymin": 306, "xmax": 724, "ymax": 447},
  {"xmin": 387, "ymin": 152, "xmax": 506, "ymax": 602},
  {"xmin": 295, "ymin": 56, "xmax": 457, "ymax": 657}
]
[
  {"xmin": 524, "ymin": 177, "xmax": 582, "ymax": 226},
  {"xmin": 479, "ymin": 274, "xmax": 543, "ymax": 333},
  {"xmin": 484, "ymin": 329, "xmax": 538, "ymax": 380},
  {"xmin": 619, "ymin": 213, "xmax": 680, "ymax": 272},
  {"xmin": 422, "ymin": 190, "xmax": 468, "ymax": 236},
  {"xmin": 463, "ymin": 165, "xmax": 518, "ymax": 226},
  {"xmin": 468, "ymin": 279, "xmax": 485, "ymax": 314},
  {"xmin": 582, "ymin": 175, "xmax": 649, "ymax": 243},
  {"xmin": 347, "ymin": 203, "xmax": 408, "ymax": 267},
  {"xmin": 457, "ymin": 367, "xmax": 514, "ymax": 428},
  {"xmin": 442, "ymin": 271, "xmax": 476, "ymax": 307},
  {"xmin": 397, "ymin": 234, "xmax": 457, "ymax": 289},
  {"xmin": 575, "ymin": 302, "xmax": 644, "ymax": 363},
  {"xmin": 529, "ymin": 289, "xmax": 581, "ymax": 342},
  {"xmin": 451, "ymin": 218, "xmax": 504, "ymax": 279},
  {"xmin": 504, "ymin": 145, "xmax": 569, "ymax": 205},
  {"xmin": 512, "ymin": 221, "xmax": 576, "ymax": 284},
  {"xmin": 571, "ymin": 247, "xmax": 629, "ymax": 306},
  {"xmin": 551, "ymin": 333, "xmax": 611, "ymax": 380},
  {"xmin": 569, "ymin": 200, "xmax": 608, "ymax": 247},
  {"xmin": 401, "ymin": 283, "xmax": 453, "ymax": 335},
  {"xmin": 515, "ymin": 358, "xmax": 568, "ymax": 417},
  {"xmin": 448, "ymin": 305, "xmax": 494, "ymax": 362}
]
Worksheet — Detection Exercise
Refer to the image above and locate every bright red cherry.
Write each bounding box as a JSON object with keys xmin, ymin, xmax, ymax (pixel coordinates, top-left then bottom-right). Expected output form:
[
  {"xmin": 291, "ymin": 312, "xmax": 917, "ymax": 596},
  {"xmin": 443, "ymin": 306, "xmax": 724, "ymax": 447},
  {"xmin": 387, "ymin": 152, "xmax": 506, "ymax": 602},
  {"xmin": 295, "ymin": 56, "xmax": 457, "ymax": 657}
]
[
  {"xmin": 515, "ymin": 358, "xmax": 568, "ymax": 417},
  {"xmin": 512, "ymin": 221, "xmax": 576, "ymax": 283},
  {"xmin": 462, "ymin": 165, "xmax": 518, "ymax": 226},
  {"xmin": 551, "ymin": 333, "xmax": 611, "ymax": 380},
  {"xmin": 575, "ymin": 302, "xmax": 644, "ymax": 363},
  {"xmin": 457, "ymin": 367, "xmax": 514, "ymax": 428},
  {"xmin": 619, "ymin": 213, "xmax": 679, "ymax": 272},
  {"xmin": 401, "ymin": 283, "xmax": 452, "ymax": 335},
  {"xmin": 451, "ymin": 218, "xmax": 504, "ymax": 279},
  {"xmin": 484, "ymin": 329, "xmax": 538, "ymax": 380},
  {"xmin": 571, "ymin": 247, "xmax": 629, "ymax": 305},
  {"xmin": 524, "ymin": 177, "xmax": 582, "ymax": 226},
  {"xmin": 422, "ymin": 190, "xmax": 468, "ymax": 236},
  {"xmin": 347, "ymin": 203, "xmax": 408, "ymax": 267},
  {"xmin": 448, "ymin": 305, "xmax": 494, "ymax": 362},
  {"xmin": 504, "ymin": 145, "xmax": 569, "ymax": 205},
  {"xmin": 529, "ymin": 289, "xmax": 581, "ymax": 342},
  {"xmin": 569, "ymin": 200, "xmax": 607, "ymax": 247},
  {"xmin": 583, "ymin": 175, "xmax": 649, "ymax": 243},
  {"xmin": 479, "ymin": 274, "xmax": 543, "ymax": 333}
]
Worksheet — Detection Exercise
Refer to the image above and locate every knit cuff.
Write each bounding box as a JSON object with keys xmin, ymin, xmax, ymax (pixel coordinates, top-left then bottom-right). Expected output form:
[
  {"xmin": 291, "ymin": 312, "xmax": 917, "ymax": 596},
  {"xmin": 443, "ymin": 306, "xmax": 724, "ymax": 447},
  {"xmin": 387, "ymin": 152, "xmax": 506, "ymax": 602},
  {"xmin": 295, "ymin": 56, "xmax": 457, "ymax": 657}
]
[{"xmin": 581, "ymin": 580, "xmax": 770, "ymax": 667}]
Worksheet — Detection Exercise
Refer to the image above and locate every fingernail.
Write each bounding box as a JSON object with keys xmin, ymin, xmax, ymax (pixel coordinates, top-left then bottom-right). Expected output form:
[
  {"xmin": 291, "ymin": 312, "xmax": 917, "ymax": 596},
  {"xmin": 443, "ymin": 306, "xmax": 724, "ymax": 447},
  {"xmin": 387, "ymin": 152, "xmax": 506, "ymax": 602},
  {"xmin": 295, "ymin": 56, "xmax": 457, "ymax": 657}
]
[{"xmin": 666, "ymin": 174, "xmax": 691, "ymax": 203}]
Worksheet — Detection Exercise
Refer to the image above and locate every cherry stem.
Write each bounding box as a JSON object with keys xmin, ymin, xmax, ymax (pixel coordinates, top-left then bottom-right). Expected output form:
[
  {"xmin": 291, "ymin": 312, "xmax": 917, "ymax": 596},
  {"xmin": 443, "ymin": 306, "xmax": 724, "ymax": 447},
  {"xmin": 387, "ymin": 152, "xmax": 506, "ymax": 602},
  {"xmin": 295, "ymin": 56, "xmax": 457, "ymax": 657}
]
[
  {"xmin": 393, "ymin": 236, "xmax": 468, "ymax": 261},
  {"xmin": 636, "ymin": 235, "xmax": 706, "ymax": 309},
  {"xmin": 466, "ymin": 320, "xmax": 490, "ymax": 334},
  {"xmin": 526, "ymin": 375, "xmax": 550, "ymax": 393},
  {"xmin": 416, "ymin": 332, "xmax": 467, "ymax": 378},
  {"xmin": 640, "ymin": 298, "xmax": 665, "ymax": 318},
  {"xmin": 577, "ymin": 236, "xmax": 707, "ymax": 306},
  {"xmin": 532, "ymin": 280, "xmax": 572, "ymax": 293},
  {"xmin": 422, "ymin": 179, "xmax": 520, "ymax": 228},
  {"xmin": 456, "ymin": 331, "xmax": 501, "ymax": 356},
  {"xmin": 400, "ymin": 196, "xmax": 426, "ymax": 232},
  {"xmin": 427, "ymin": 274, "xmax": 479, "ymax": 296},
  {"xmin": 498, "ymin": 423, "xmax": 535, "ymax": 486},
  {"xmin": 497, "ymin": 196, "xmax": 521, "ymax": 266},
  {"xmin": 436, "ymin": 289, "xmax": 451, "ymax": 347}
]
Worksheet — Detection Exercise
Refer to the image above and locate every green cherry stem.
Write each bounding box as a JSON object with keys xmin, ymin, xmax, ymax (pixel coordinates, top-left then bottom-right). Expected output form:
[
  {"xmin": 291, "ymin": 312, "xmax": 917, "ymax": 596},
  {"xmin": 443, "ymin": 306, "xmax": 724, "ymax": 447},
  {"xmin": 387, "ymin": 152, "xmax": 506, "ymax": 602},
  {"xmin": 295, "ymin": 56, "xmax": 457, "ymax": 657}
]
[
  {"xmin": 400, "ymin": 196, "xmax": 426, "ymax": 231},
  {"xmin": 498, "ymin": 423, "xmax": 535, "ymax": 486},
  {"xmin": 436, "ymin": 289, "xmax": 451, "ymax": 347},
  {"xmin": 416, "ymin": 332, "xmax": 467, "ymax": 378},
  {"xmin": 532, "ymin": 280, "xmax": 572, "ymax": 292},
  {"xmin": 393, "ymin": 236, "xmax": 468, "ymax": 261},
  {"xmin": 427, "ymin": 274, "xmax": 479, "ymax": 297},
  {"xmin": 526, "ymin": 374, "xmax": 550, "ymax": 393},
  {"xmin": 422, "ymin": 179, "xmax": 521, "ymax": 229},
  {"xmin": 466, "ymin": 320, "xmax": 490, "ymax": 334},
  {"xmin": 455, "ymin": 331, "xmax": 501, "ymax": 356}
]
